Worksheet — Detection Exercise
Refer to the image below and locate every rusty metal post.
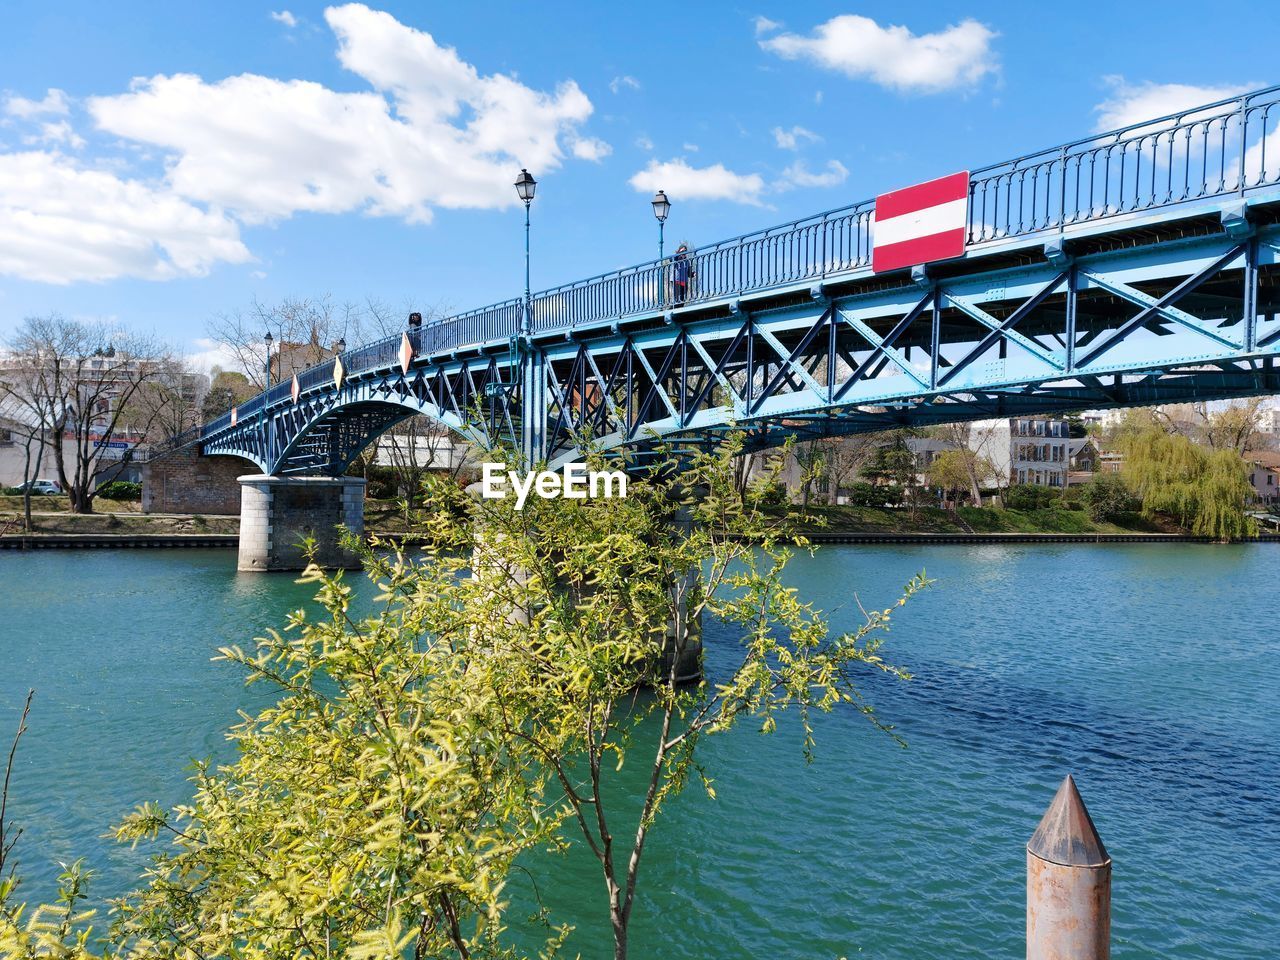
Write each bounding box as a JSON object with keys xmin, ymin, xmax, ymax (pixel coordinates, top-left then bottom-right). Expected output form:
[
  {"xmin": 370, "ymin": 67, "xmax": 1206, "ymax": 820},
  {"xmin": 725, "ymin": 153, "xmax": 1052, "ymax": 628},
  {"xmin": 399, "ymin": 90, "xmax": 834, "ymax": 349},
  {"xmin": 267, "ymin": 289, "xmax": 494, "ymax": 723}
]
[{"xmin": 1027, "ymin": 774, "xmax": 1111, "ymax": 960}]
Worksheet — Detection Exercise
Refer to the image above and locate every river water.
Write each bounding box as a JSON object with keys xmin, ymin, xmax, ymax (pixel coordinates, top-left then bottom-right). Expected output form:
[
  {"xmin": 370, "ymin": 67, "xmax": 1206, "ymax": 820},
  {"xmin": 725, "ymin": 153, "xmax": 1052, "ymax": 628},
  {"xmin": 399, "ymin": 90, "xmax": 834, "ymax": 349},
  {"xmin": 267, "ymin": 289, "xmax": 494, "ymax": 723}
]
[{"xmin": 0, "ymin": 544, "xmax": 1275, "ymax": 958}]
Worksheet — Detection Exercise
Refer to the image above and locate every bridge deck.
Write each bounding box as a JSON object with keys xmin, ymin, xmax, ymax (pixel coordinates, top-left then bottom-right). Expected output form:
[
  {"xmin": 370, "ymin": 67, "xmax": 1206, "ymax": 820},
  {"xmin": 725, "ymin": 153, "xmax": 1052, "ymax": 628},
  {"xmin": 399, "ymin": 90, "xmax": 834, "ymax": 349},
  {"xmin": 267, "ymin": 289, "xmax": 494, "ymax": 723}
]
[{"xmin": 190, "ymin": 85, "xmax": 1280, "ymax": 473}]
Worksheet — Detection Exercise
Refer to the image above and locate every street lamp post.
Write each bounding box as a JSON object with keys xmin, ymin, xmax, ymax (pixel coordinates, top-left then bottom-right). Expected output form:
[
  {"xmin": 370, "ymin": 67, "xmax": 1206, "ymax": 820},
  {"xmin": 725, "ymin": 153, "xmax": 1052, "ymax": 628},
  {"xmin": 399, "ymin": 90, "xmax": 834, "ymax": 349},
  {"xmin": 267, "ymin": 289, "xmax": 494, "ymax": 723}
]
[
  {"xmin": 514, "ymin": 168, "xmax": 537, "ymax": 333},
  {"xmin": 652, "ymin": 189, "xmax": 671, "ymax": 308},
  {"xmin": 263, "ymin": 330, "xmax": 274, "ymax": 390},
  {"xmin": 652, "ymin": 189, "xmax": 671, "ymax": 261}
]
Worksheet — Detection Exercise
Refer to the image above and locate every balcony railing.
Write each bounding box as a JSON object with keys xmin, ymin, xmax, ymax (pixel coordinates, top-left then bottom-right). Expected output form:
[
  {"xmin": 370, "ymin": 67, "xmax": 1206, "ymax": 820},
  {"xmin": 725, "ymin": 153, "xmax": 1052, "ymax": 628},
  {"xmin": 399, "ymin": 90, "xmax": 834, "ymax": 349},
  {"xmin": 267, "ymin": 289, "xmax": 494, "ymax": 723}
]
[{"xmin": 202, "ymin": 84, "xmax": 1280, "ymax": 440}]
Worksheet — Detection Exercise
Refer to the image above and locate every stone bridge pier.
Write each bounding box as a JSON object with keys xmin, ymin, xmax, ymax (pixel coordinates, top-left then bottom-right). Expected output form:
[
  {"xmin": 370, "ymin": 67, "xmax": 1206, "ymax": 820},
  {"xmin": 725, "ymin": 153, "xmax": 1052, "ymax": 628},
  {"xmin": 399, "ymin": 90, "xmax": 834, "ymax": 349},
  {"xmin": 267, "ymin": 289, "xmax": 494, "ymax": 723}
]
[{"xmin": 237, "ymin": 475, "xmax": 365, "ymax": 572}]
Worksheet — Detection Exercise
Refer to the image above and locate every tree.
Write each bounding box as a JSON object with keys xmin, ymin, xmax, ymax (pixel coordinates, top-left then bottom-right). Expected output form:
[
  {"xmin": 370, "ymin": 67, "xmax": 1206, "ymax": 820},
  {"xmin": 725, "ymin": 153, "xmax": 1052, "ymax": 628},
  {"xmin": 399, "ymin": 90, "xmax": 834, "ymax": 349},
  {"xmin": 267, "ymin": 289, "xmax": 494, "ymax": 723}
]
[
  {"xmin": 932, "ymin": 423, "xmax": 999, "ymax": 505},
  {"xmin": 2, "ymin": 315, "xmax": 171, "ymax": 514},
  {"xmin": 120, "ymin": 356, "xmax": 207, "ymax": 444},
  {"xmin": 379, "ymin": 417, "xmax": 473, "ymax": 514},
  {"xmin": 927, "ymin": 449, "xmax": 995, "ymax": 506},
  {"xmin": 206, "ymin": 296, "xmax": 354, "ymax": 390},
  {"xmin": 200, "ymin": 368, "xmax": 257, "ymax": 422},
  {"xmin": 1197, "ymin": 399, "xmax": 1266, "ymax": 455},
  {"xmin": 861, "ymin": 431, "xmax": 922, "ymax": 516},
  {"xmin": 1081, "ymin": 472, "xmax": 1136, "ymax": 522},
  {"xmin": 818, "ymin": 434, "xmax": 880, "ymax": 505},
  {"xmin": 0, "ymin": 440, "xmax": 923, "ymax": 960},
  {"xmin": 1118, "ymin": 426, "xmax": 1256, "ymax": 540},
  {"xmin": 0, "ymin": 362, "xmax": 59, "ymax": 532}
]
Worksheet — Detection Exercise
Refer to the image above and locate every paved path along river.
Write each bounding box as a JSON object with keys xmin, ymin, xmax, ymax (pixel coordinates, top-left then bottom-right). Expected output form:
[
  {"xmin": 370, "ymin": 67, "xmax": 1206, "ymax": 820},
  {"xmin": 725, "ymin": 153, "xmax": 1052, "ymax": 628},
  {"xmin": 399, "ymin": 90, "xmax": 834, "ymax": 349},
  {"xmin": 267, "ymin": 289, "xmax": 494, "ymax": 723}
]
[{"xmin": 1, "ymin": 544, "xmax": 1275, "ymax": 958}]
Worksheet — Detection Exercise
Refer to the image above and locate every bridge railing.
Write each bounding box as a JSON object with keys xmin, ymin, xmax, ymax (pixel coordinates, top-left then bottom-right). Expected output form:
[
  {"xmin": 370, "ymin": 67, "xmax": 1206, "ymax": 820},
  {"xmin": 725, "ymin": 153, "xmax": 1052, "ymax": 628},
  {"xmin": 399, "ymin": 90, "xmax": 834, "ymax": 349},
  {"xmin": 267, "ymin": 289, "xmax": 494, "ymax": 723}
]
[
  {"xmin": 968, "ymin": 86, "xmax": 1280, "ymax": 243},
  {"xmin": 519, "ymin": 86, "xmax": 1280, "ymax": 335},
  {"xmin": 202, "ymin": 84, "xmax": 1280, "ymax": 440}
]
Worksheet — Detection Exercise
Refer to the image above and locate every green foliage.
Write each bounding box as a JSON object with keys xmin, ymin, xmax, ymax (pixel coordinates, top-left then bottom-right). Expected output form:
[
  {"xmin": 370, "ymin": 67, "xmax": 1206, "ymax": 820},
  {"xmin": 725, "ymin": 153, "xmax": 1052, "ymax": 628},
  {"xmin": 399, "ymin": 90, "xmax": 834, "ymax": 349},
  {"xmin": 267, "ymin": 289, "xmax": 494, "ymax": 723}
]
[
  {"xmin": 1081, "ymin": 473, "xmax": 1136, "ymax": 522},
  {"xmin": 1003, "ymin": 484, "xmax": 1060, "ymax": 511},
  {"xmin": 861, "ymin": 438, "xmax": 915, "ymax": 489},
  {"xmin": 843, "ymin": 481, "xmax": 886, "ymax": 507},
  {"xmin": 356, "ymin": 463, "xmax": 400, "ymax": 500},
  {"xmin": 0, "ymin": 437, "xmax": 922, "ymax": 960},
  {"xmin": 1118, "ymin": 427, "xmax": 1256, "ymax": 540},
  {"xmin": 93, "ymin": 481, "xmax": 141, "ymax": 502}
]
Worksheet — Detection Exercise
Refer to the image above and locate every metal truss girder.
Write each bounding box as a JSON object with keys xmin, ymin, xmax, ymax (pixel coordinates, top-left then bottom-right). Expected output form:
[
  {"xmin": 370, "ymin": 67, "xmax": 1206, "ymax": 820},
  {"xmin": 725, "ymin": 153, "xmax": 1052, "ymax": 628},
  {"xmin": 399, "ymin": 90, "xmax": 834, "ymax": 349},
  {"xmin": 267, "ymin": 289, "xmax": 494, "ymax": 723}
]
[
  {"xmin": 944, "ymin": 292, "xmax": 1066, "ymax": 372},
  {"xmin": 1076, "ymin": 243, "xmax": 1246, "ymax": 369},
  {"xmin": 939, "ymin": 270, "xmax": 1069, "ymax": 387},
  {"xmin": 832, "ymin": 292, "xmax": 932, "ymax": 401},
  {"xmin": 1081, "ymin": 269, "xmax": 1242, "ymax": 349}
]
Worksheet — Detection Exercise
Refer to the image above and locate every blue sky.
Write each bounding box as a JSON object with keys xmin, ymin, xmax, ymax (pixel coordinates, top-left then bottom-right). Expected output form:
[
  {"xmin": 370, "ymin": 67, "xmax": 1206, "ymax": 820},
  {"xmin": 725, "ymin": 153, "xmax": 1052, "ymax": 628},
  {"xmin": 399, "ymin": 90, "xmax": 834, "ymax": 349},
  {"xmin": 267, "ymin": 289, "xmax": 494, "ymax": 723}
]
[{"xmin": 0, "ymin": 1, "xmax": 1274, "ymax": 364}]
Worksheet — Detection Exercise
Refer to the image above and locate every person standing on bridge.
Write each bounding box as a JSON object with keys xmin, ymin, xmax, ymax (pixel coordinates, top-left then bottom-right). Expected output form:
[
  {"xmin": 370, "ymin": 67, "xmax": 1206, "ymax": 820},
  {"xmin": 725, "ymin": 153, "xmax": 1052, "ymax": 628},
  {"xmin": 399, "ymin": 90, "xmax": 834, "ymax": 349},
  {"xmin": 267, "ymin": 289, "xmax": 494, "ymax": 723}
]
[{"xmin": 672, "ymin": 243, "xmax": 695, "ymax": 306}]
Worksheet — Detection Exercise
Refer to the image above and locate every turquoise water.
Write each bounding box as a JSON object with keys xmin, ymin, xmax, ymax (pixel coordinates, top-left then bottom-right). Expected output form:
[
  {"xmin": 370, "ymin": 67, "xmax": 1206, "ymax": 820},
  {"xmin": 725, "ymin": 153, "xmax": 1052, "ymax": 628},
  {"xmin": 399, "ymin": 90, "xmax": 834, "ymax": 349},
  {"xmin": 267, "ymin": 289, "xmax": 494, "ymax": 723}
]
[{"xmin": 0, "ymin": 545, "xmax": 1276, "ymax": 958}]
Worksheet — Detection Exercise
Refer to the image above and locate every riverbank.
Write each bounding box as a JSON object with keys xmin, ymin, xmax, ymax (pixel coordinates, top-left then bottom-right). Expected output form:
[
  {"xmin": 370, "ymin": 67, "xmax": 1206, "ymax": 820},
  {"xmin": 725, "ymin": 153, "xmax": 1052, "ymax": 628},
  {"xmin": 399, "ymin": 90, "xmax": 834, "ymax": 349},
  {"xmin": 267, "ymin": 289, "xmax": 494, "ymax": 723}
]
[
  {"xmin": 5, "ymin": 497, "xmax": 1276, "ymax": 546},
  {"xmin": 781, "ymin": 502, "xmax": 1183, "ymax": 536}
]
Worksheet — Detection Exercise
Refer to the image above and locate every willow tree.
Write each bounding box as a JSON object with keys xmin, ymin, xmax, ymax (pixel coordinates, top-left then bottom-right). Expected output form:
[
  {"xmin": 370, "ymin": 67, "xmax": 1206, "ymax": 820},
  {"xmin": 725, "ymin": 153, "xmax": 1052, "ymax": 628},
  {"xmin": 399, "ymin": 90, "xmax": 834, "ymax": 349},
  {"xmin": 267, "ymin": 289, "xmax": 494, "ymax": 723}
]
[
  {"xmin": 0, "ymin": 439, "xmax": 922, "ymax": 960},
  {"xmin": 1119, "ymin": 426, "xmax": 1256, "ymax": 540}
]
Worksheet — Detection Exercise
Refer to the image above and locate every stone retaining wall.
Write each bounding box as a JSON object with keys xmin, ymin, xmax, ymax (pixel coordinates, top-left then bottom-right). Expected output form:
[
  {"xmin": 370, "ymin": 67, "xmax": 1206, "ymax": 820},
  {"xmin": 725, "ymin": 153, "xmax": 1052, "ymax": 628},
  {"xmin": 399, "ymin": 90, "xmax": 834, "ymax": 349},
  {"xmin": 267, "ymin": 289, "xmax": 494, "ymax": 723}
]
[{"xmin": 142, "ymin": 448, "xmax": 250, "ymax": 516}]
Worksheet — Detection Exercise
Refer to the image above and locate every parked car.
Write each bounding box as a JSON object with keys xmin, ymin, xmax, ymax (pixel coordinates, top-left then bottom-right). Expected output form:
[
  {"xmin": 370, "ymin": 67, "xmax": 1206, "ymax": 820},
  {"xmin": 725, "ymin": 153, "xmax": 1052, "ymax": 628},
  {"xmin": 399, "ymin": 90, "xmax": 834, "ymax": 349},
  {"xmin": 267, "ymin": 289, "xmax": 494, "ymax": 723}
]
[{"xmin": 16, "ymin": 478, "xmax": 62, "ymax": 495}]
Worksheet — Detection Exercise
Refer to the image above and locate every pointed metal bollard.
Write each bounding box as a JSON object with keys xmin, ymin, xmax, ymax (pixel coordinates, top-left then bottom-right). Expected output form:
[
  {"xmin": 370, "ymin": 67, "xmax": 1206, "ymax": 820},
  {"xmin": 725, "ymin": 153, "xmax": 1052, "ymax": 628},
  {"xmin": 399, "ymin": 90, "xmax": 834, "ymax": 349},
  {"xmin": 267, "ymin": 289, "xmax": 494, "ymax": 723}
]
[{"xmin": 1027, "ymin": 774, "xmax": 1111, "ymax": 960}]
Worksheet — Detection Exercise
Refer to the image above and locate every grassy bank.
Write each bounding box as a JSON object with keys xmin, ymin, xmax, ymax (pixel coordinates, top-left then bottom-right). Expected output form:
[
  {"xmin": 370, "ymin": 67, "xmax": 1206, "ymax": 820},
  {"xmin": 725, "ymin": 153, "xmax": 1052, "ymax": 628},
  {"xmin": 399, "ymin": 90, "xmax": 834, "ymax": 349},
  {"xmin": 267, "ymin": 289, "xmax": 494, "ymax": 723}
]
[
  {"xmin": 1, "ymin": 496, "xmax": 1184, "ymax": 540},
  {"xmin": 781, "ymin": 503, "xmax": 1180, "ymax": 536}
]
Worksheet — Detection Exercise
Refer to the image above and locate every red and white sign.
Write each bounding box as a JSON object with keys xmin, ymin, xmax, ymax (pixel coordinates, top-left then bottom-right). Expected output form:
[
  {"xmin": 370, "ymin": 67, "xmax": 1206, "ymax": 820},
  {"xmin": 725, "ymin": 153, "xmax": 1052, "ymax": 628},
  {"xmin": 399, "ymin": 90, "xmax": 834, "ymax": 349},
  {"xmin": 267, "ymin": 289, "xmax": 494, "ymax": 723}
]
[{"xmin": 872, "ymin": 171, "xmax": 969, "ymax": 274}]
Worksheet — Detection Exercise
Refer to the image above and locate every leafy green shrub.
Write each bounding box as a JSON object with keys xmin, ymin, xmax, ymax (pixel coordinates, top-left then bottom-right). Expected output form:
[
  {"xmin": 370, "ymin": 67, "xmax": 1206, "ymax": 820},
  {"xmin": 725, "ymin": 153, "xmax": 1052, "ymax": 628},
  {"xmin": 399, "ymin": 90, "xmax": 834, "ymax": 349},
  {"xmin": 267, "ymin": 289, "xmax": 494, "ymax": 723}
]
[
  {"xmin": 1081, "ymin": 473, "xmax": 1137, "ymax": 522},
  {"xmin": 844, "ymin": 481, "xmax": 904, "ymax": 507},
  {"xmin": 1059, "ymin": 485, "xmax": 1087, "ymax": 509},
  {"xmin": 1003, "ymin": 483, "xmax": 1059, "ymax": 510},
  {"xmin": 843, "ymin": 482, "xmax": 881, "ymax": 507},
  {"xmin": 746, "ymin": 477, "xmax": 788, "ymax": 506},
  {"xmin": 97, "ymin": 480, "xmax": 142, "ymax": 501},
  {"xmin": 360, "ymin": 465, "xmax": 399, "ymax": 500}
]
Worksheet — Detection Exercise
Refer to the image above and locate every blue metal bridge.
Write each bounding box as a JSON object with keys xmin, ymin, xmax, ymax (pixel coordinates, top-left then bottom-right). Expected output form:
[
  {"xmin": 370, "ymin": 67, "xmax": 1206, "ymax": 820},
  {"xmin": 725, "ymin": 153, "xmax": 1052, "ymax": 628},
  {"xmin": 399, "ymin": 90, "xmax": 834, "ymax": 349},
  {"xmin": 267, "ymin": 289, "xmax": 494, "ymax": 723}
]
[{"xmin": 196, "ymin": 86, "xmax": 1280, "ymax": 474}]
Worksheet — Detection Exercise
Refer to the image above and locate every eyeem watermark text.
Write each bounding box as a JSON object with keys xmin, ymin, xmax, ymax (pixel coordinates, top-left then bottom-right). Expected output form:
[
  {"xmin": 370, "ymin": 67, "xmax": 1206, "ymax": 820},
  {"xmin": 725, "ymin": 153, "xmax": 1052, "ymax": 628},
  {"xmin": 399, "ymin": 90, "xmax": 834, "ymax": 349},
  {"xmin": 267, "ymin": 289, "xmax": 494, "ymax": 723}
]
[{"xmin": 480, "ymin": 463, "xmax": 628, "ymax": 510}]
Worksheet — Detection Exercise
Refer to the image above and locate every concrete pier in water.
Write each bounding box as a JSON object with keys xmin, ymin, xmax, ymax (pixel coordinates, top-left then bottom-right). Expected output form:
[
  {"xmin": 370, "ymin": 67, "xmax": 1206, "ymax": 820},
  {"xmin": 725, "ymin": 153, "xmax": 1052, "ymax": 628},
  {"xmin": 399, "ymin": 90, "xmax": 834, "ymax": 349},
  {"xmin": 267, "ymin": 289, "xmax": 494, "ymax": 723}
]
[{"xmin": 237, "ymin": 475, "xmax": 365, "ymax": 572}]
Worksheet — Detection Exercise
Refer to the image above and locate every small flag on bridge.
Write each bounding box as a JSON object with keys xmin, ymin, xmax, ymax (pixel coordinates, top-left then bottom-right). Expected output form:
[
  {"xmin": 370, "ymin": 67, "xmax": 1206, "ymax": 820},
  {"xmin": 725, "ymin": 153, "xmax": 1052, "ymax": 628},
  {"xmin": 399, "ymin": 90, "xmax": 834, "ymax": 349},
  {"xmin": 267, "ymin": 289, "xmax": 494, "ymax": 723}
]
[
  {"xmin": 400, "ymin": 332, "xmax": 414, "ymax": 374},
  {"xmin": 230, "ymin": 406, "xmax": 237, "ymax": 426},
  {"xmin": 333, "ymin": 355, "xmax": 346, "ymax": 390},
  {"xmin": 872, "ymin": 171, "xmax": 969, "ymax": 274},
  {"xmin": 290, "ymin": 373, "xmax": 300, "ymax": 403}
]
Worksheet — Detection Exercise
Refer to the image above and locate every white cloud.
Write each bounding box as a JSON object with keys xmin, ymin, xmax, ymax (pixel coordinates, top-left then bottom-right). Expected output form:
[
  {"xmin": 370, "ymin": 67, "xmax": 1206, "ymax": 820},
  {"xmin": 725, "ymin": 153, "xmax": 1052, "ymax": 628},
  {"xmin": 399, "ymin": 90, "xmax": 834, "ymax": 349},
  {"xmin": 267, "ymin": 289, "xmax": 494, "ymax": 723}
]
[
  {"xmin": 4, "ymin": 88, "xmax": 70, "ymax": 119},
  {"xmin": 270, "ymin": 10, "xmax": 298, "ymax": 27},
  {"xmin": 0, "ymin": 152, "xmax": 250, "ymax": 284},
  {"xmin": 760, "ymin": 15, "xmax": 997, "ymax": 94},
  {"xmin": 773, "ymin": 124, "xmax": 821, "ymax": 150},
  {"xmin": 609, "ymin": 75, "xmax": 641, "ymax": 94},
  {"xmin": 85, "ymin": 5, "xmax": 596, "ymax": 224},
  {"xmin": 570, "ymin": 135, "xmax": 612, "ymax": 161},
  {"xmin": 23, "ymin": 120, "xmax": 85, "ymax": 150},
  {"xmin": 0, "ymin": 4, "xmax": 605, "ymax": 285},
  {"xmin": 753, "ymin": 16, "xmax": 781, "ymax": 36},
  {"xmin": 682, "ymin": 142, "xmax": 699, "ymax": 153},
  {"xmin": 628, "ymin": 159, "xmax": 766, "ymax": 205},
  {"xmin": 777, "ymin": 159, "xmax": 848, "ymax": 190},
  {"xmin": 635, "ymin": 134, "xmax": 654, "ymax": 151},
  {"xmin": 1092, "ymin": 77, "xmax": 1255, "ymax": 133},
  {"xmin": 187, "ymin": 336, "xmax": 248, "ymax": 375}
]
